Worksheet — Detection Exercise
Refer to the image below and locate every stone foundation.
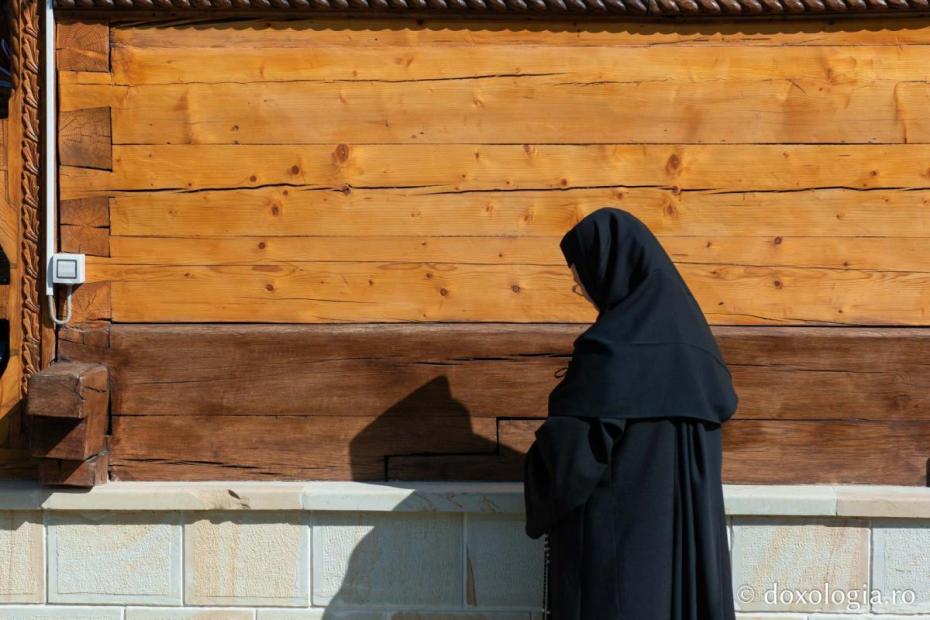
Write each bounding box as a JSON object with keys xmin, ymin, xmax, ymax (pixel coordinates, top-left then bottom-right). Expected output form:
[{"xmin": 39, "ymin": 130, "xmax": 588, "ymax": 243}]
[{"xmin": 0, "ymin": 482, "xmax": 928, "ymax": 619}]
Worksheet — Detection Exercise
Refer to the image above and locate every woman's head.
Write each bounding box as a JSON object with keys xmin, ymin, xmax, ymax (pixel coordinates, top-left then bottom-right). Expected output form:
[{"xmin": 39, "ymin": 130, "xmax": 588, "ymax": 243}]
[
  {"xmin": 569, "ymin": 263, "xmax": 595, "ymax": 306},
  {"xmin": 560, "ymin": 207, "xmax": 670, "ymax": 312},
  {"xmin": 551, "ymin": 207, "xmax": 738, "ymax": 425}
]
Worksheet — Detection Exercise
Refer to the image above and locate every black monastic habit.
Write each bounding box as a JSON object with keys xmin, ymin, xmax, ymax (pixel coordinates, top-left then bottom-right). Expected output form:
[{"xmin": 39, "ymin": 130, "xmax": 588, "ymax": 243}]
[{"xmin": 523, "ymin": 207, "xmax": 738, "ymax": 620}]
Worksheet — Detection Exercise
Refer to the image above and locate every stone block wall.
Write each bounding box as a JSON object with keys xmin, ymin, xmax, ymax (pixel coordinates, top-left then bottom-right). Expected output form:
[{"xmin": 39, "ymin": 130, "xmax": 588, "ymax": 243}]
[{"xmin": 0, "ymin": 483, "xmax": 928, "ymax": 619}]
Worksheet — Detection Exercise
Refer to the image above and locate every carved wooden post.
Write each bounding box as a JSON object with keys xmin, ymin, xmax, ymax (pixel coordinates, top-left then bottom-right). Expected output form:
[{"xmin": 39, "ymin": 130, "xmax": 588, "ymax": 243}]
[{"xmin": 27, "ymin": 361, "xmax": 109, "ymax": 486}]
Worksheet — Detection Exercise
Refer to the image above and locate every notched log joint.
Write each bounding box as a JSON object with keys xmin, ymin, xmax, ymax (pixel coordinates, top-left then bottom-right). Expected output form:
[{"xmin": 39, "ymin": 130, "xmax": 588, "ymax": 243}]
[{"xmin": 27, "ymin": 361, "xmax": 110, "ymax": 487}]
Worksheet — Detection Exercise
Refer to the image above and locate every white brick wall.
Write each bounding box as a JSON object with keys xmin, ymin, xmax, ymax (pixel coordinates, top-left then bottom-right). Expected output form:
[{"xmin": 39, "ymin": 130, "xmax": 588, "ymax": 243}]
[
  {"xmin": 0, "ymin": 512, "xmax": 43, "ymax": 603},
  {"xmin": 185, "ymin": 513, "xmax": 309, "ymax": 607},
  {"xmin": 312, "ymin": 512, "xmax": 464, "ymax": 607},
  {"xmin": 463, "ymin": 514, "xmax": 544, "ymax": 608},
  {"xmin": 47, "ymin": 511, "xmax": 182, "ymax": 606},
  {"xmin": 871, "ymin": 519, "xmax": 930, "ymax": 614},
  {"xmin": 730, "ymin": 517, "xmax": 870, "ymax": 613},
  {"xmin": 0, "ymin": 483, "xmax": 927, "ymax": 619}
]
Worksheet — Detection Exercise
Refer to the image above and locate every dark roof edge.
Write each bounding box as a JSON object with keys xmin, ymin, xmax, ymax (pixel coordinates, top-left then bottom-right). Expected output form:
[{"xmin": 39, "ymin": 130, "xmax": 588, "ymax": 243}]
[{"xmin": 51, "ymin": 0, "xmax": 930, "ymax": 18}]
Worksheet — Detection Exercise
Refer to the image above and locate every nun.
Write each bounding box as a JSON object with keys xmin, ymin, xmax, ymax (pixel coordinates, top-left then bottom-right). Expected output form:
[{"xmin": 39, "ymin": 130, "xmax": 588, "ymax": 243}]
[{"xmin": 523, "ymin": 207, "xmax": 739, "ymax": 620}]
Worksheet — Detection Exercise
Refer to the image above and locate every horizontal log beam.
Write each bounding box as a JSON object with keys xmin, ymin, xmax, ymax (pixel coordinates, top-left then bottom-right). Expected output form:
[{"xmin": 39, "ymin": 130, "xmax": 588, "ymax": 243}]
[
  {"xmin": 59, "ymin": 323, "xmax": 930, "ymax": 421},
  {"xmin": 57, "ymin": 323, "xmax": 930, "ymax": 484}
]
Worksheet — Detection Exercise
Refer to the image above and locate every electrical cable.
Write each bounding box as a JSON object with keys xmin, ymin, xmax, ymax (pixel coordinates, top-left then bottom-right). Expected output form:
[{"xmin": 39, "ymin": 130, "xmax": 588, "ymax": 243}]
[{"xmin": 47, "ymin": 285, "xmax": 72, "ymax": 325}]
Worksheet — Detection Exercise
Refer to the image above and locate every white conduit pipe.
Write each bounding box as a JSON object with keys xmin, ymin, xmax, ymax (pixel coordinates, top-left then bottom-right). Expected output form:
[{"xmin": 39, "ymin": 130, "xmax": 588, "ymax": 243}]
[
  {"xmin": 44, "ymin": 0, "xmax": 56, "ymax": 298},
  {"xmin": 44, "ymin": 0, "xmax": 73, "ymax": 326}
]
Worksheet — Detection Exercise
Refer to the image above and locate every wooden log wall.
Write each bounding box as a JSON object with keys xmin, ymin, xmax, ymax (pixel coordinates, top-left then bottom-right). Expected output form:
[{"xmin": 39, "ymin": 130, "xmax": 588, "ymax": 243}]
[
  {"xmin": 57, "ymin": 323, "xmax": 930, "ymax": 484},
  {"xmin": 53, "ymin": 15, "xmax": 930, "ymax": 484}
]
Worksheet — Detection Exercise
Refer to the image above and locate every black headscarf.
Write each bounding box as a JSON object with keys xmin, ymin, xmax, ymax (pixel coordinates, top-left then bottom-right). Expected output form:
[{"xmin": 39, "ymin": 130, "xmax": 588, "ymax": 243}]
[{"xmin": 548, "ymin": 207, "xmax": 738, "ymax": 425}]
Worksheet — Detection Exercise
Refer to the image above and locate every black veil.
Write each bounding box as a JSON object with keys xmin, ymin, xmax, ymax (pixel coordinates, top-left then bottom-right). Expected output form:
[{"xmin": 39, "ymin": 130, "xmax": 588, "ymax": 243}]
[{"xmin": 548, "ymin": 207, "xmax": 738, "ymax": 425}]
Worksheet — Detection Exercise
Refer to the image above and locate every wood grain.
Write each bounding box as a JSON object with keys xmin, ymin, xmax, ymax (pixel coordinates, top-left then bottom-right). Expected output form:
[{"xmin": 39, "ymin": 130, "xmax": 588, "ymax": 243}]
[
  {"xmin": 62, "ymin": 225, "xmax": 109, "ymax": 256},
  {"xmin": 58, "ymin": 107, "xmax": 112, "ymax": 170},
  {"xmin": 57, "ymin": 19, "xmax": 109, "ymax": 73},
  {"xmin": 110, "ymin": 413, "xmax": 500, "ymax": 481},
  {"xmin": 722, "ymin": 420, "xmax": 930, "ymax": 485},
  {"xmin": 39, "ymin": 452, "xmax": 109, "ymax": 487},
  {"xmin": 103, "ymin": 187, "xmax": 930, "ymax": 239},
  {"xmin": 2, "ymin": 0, "xmax": 44, "ymax": 478},
  {"xmin": 59, "ymin": 143, "xmax": 930, "ymax": 199},
  {"xmin": 26, "ymin": 361, "xmax": 108, "ymax": 419},
  {"xmin": 102, "ymin": 44, "xmax": 930, "ymax": 87},
  {"xmin": 79, "ymin": 259, "xmax": 930, "ymax": 325},
  {"xmin": 26, "ymin": 362, "xmax": 109, "ymax": 463},
  {"xmin": 46, "ymin": 18, "xmax": 930, "ymax": 485},
  {"xmin": 59, "ymin": 78, "xmax": 919, "ymax": 146},
  {"xmin": 60, "ymin": 196, "xmax": 110, "ymax": 228},
  {"xmin": 28, "ymin": 411, "xmax": 107, "ymax": 461},
  {"xmin": 498, "ymin": 418, "xmax": 930, "ymax": 486},
  {"xmin": 79, "ymin": 324, "xmax": 930, "ymax": 421},
  {"xmin": 52, "ymin": 322, "xmax": 930, "ymax": 483},
  {"xmin": 101, "ymin": 235, "xmax": 930, "ymax": 274},
  {"xmin": 61, "ymin": 195, "xmax": 111, "ymax": 267},
  {"xmin": 61, "ymin": 281, "xmax": 111, "ymax": 324}
]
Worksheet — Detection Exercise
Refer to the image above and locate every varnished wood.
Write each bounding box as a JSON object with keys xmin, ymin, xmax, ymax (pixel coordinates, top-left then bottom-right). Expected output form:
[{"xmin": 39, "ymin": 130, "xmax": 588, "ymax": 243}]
[
  {"xmin": 58, "ymin": 143, "xmax": 930, "ymax": 198},
  {"xmin": 102, "ymin": 186, "xmax": 930, "ymax": 240},
  {"xmin": 59, "ymin": 320, "xmax": 111, "ymax": 354},
  {"xmin": 39, "ymin": 452, "xmax": 109, "ymax": 487},
  {"xmin": 61, "ymin": 282, "xmax": 111, "ymax": 324},
  {"xmin": 58, "ymin": 77, "xmax": 925, "ymax": 146},
  {"xmin": 102, "ymin": 235, "xmax": 930, "ymax": 274},
  {"xmin": 61, "ymin": 195, "xmax": 111, "ymax": 257},
  {"xmin": 100, "ymin": 44, "xmax": 930, "ymax": 87},
  {"xmin": 10, "ymin": 0, "xmax": 44, "ymax": 391},
  {"xmin": 498, "ymin": 418, "xmax": 930, "ymax": 486},
  {"xmin": 29, "ymin": 415, "xmax": 107, "ymax": 461},
  {"xmin": 46, "ymin": 16, "xmax": 930, "ymax": 484},
  {"xmin": 57, "ymin": 19, "xmax": 110, "ymax": 72},
  {"xmin": 58, "ymin": 107, "xmax": 112, "ymax": 170},
  {"xmin": 81, "ymin": 259, "xmax": 930, "ymax": 325},
  {"xmin": 62, "ymin": 226, "xmax": 109, "ymax": 256},
  {"xmin": 57, "ymin": 324, "xmax": 930, "ymax": 422},
  {"xmin": 110, "ymin": 413, "xmax": 500, "ymax": 481},
  {"xmin": 722, "ymin": 420, "xmax": 930, "ymax": 485},
  {"xmin": 55, "ymin": 322, "xmax": 930, "ymax": 483},
  {"xmin": 60, "ymin": 196, "xmax": 110, "ymax": 228},
  {"xmin": 26, "ymin": 361, "xmax": 108, "ymax": 419},
  {"xmin": 27, "ymin": 362, "xmax": 109, "ymax": 463}
]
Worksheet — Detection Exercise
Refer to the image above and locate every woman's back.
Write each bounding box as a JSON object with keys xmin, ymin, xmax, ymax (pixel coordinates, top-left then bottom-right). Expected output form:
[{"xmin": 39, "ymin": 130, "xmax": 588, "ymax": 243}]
[{"xmin": 538, "ymin": 416, "xmax": 733, "ymax": 620}]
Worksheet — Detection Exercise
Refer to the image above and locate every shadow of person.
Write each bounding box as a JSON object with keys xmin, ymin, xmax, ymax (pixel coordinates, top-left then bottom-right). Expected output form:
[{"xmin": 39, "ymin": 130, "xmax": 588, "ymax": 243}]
[
  {"xmin": 318, "ymin": 376, "xmax": 543, "ymax": 617},
  {"xmin": 348, "ymin": 375, "xmax": 526, "ymax": 482}
]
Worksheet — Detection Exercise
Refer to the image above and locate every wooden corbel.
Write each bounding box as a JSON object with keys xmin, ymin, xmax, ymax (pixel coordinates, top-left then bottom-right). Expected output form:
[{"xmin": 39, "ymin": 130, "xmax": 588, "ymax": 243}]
[{"xmin": 27, "ymin": 361, "xmax": 109, "ymax": 487}]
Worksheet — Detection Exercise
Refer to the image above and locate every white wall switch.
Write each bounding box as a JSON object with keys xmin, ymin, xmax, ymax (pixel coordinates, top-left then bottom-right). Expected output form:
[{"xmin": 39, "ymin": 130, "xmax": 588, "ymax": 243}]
[{"xmin": 51, "ymin": 253, "xmax": 85, "ymax": 285}]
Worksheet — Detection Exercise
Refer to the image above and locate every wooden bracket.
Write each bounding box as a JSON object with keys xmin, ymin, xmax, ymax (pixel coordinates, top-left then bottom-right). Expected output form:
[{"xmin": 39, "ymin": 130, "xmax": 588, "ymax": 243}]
[{"xmin": 26, "ymin": 361, "xmax": 110, "ymax": 486}]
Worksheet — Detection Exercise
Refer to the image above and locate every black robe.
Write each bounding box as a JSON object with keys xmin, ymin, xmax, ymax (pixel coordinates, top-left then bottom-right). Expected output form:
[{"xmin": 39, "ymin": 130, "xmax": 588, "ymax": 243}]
[{"xmin": 523, "ymin": 208, "xmax": 738, "ymax": 620}]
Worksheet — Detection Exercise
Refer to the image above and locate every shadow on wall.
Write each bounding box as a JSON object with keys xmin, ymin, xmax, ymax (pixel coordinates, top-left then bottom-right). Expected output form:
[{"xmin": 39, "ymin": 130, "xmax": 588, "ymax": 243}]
[
  {"xmin": 315, "ymin": 505, "xmax": 545, "ymax": 617},
  {"xmin": 317, "ymin": 376, "xmax": 542, "ymax": 616},
  {"xmin": 349, "ymin": 375, "xmax": 525, "ymax": 482}
]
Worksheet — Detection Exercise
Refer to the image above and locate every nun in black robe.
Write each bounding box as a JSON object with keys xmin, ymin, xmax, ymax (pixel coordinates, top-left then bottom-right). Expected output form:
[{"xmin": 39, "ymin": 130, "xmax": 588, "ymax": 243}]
[{"xmin": 523, "ymin": 207, "xmax": 739, "ymax": 620}]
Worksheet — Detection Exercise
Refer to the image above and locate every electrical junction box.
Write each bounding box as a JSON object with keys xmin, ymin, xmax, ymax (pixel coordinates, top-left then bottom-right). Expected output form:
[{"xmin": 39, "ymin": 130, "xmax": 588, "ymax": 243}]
[{"xmin": 51, "ymin": 253, "xmax": 85, "ymax": 285}]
